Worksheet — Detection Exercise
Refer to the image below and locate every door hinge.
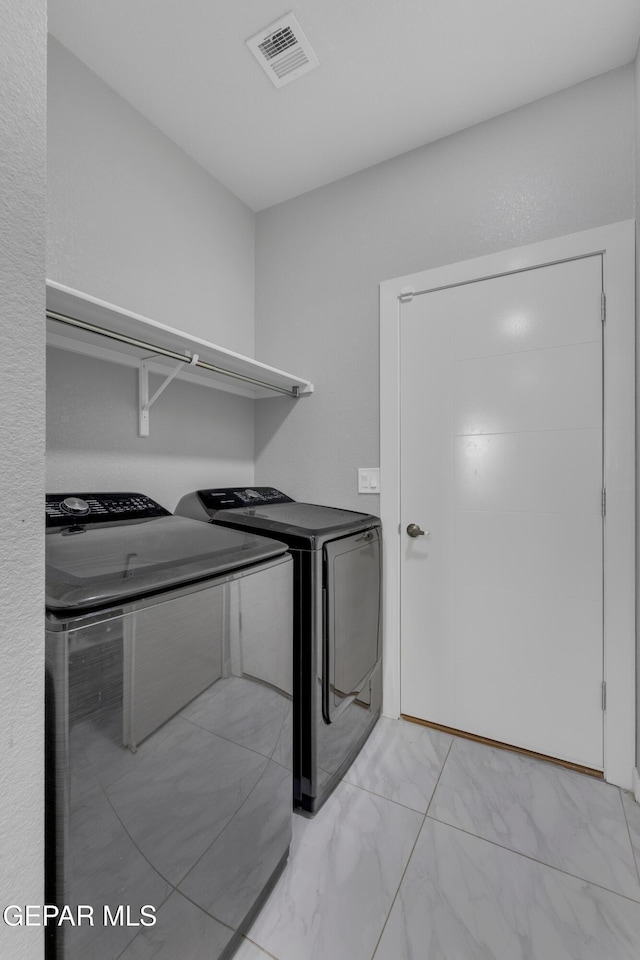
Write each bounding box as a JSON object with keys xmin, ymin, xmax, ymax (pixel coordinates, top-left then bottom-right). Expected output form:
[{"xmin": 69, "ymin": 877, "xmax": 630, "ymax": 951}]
[
  {"xmin": 601, "ymin": 291, "xmax": 606, "ymax": 323},
  {"xmin": 601, "ymin": 488, "xmax": 606, "ymax": 518},
  {"xmin": 602, "ymin": 681, "xmax": 607, "ymax": 711}
]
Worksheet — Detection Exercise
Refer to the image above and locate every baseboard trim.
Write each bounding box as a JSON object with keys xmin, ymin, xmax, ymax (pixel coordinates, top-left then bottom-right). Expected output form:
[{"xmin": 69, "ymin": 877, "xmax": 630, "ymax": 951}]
[{"xmin": 401, "ymin": 714, "xmax": 604, "ymax": 780}]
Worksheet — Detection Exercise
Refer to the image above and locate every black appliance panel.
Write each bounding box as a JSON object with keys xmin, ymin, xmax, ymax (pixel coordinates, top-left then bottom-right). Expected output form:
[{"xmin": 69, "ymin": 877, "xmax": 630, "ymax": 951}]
[
  {"xmin": 46, "ymin": 567, "xmax": 293, "ymax": 960},
  {"xmin": 45, "ymin": 492, "xmax": 293, "ymax": 960},
  {"xmin": 46, "ymin": 492, "xmax": 170, "ymax": 527},
  {"xmin": 198, "ymin": 487, "xmax": 293, "ymax": 511},
  {"xmin": 174, "ymin": 488, "xmax": 382, "ymax": 815},
  {"xmin": 323, "ymin": 527, "xmax": 381, "ymax": 724},
  {"xmin": 46, "ymin": 499, "xmax": 287, "ymax": 613},
  {"xmin": 204, "ymin": 504, "xmax": 379, "ymax": 552}
]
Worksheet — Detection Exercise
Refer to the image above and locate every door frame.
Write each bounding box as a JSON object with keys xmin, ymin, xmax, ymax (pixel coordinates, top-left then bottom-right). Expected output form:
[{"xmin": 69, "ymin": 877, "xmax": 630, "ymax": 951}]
[{"xmin": 379, "ymin": 220, "xmax": 636, "ymax": 789}]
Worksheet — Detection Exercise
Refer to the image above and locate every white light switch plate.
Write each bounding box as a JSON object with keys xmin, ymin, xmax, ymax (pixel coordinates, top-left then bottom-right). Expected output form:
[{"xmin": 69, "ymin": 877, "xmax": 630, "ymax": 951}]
[{"xmin": 358, "ymin": 467, "xmax": 380, "ymax": 494}]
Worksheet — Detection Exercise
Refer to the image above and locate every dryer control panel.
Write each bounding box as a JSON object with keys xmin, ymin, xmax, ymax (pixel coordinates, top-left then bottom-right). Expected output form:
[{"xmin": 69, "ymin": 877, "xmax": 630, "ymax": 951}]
[
  {"xmin": 197, "ymin": 487, "xmax": 294, "ymax": 513},
  {"xmin": 46, "ymin": 492, "xmax": 170, "ymax": 527}
]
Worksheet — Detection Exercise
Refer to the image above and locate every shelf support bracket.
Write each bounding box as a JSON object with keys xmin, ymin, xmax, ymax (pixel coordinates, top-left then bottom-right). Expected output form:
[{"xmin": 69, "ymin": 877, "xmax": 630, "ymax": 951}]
[{"xmin": 139, "ymin": 352, "xmax": 199, "ymax": 437}]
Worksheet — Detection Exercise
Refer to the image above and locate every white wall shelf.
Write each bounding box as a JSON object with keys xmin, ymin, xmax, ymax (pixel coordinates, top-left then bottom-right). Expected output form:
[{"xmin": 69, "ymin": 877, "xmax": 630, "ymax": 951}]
[{"xmin": 46, "ymin": 281, "xmax": 313, "ymax": 435}]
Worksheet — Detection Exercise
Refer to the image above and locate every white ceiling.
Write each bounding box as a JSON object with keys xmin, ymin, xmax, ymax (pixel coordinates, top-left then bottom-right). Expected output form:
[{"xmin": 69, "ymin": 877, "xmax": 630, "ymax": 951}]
[{"xmin": 48, "ymin": 0, "xmax": 640, "ymax": 212}]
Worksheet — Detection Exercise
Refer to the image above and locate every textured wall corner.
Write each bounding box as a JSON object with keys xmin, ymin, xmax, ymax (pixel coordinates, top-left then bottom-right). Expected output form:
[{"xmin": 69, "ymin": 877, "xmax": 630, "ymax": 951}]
[
  {"xmin": 635, "ymin": 42, "xmax": 640, "ymax": 772},
  {"xmin": 0, "ymin": 2, "xmax": 46, "ymax": 957}
]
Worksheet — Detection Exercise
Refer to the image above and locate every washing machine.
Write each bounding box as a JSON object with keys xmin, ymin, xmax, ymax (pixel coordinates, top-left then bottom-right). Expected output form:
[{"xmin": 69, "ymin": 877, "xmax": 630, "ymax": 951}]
[
  {"xmin": 175, "ymin": 487, "xmax": 381, "ymax": 815},
  {"xmin": 45, "ymin": 491, "xmax": 293, "ymax": 960}
]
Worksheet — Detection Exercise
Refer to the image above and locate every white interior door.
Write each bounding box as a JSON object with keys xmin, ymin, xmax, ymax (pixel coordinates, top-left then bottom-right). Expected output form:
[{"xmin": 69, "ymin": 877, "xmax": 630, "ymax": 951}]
[{"xmin": 400, "ymin": 255, "xmax": 604, "ymax": 769}]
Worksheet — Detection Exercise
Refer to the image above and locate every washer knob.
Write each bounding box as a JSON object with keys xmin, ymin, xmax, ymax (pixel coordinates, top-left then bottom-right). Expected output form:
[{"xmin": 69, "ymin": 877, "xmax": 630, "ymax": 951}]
[{"xmin": 60, "ymin": 497, "xmax": 91, "ymax": 517}]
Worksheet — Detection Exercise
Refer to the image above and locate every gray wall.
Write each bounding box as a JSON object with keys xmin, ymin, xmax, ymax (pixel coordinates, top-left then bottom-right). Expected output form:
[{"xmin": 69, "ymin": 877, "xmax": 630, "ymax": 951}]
[
  {"xmin": 0, "ymin": 2, "xmax": 46, "ymax": 958},
  {"xmin": 47, "ymin": 40, "xmax": 258, "ymax": 509},
  {"xmin": 254, "ymin": 66, "xmax": 636, "ymax": 515},
  {"xmin": 47, "ymin": 348, "xmax": 254, "ymax": 511},
  {"xmin": 636, "ymin": 46, "xmax": 640, "ymax": 217},
  {"xmin": 635, "ymin": 45, "xmax": 640, "ymax": 776},
  {"xmin": 47, "ymin": 38, "xmax": 255, "ymax": 354}
]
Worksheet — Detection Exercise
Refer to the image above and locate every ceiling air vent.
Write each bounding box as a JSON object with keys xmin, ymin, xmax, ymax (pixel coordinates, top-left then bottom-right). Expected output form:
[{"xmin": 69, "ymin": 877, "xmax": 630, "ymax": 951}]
[{"xmin": 247, "ymin": 12, "xmax": 319, "ymax": 89}]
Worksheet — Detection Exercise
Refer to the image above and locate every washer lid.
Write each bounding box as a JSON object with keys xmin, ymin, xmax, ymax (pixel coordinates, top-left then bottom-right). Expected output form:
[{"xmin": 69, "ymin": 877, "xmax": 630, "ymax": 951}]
[
  {"xmin": 214, "ymin": 502, "xmax": 379, "ymax": 548},
  {"xmin": 46, "ymin": 515, "xmax": 287, "ymax": 612}
]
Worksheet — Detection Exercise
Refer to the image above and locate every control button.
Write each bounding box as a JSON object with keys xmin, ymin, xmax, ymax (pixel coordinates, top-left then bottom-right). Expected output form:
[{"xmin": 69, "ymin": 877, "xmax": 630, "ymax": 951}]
[{"xmin": 60, "ymin": 497, "xmax": 91, "ymax": 517}]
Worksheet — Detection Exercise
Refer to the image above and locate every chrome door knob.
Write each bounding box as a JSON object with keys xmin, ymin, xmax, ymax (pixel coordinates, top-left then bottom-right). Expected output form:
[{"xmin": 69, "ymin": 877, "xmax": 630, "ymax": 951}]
[{"xmin": 406, "ymin": 523, "xmax": 427, "ymax": 538}]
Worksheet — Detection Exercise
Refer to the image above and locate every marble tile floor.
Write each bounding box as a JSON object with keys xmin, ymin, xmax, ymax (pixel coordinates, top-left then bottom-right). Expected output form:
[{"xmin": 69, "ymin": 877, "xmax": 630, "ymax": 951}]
[{"xmin": 233, "ymin": 716, "xmax": 640, "ymax": 960}]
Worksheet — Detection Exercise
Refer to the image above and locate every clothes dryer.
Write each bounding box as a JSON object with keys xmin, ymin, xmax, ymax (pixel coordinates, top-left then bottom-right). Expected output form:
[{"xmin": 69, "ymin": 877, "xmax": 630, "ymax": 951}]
[
  {"xmin": 175, "ymin": 487, "xmax": 381, "ymax": 814},
  {"xmin": 45, "ymin": 492, "xmax": 293, "ymax": 960}
]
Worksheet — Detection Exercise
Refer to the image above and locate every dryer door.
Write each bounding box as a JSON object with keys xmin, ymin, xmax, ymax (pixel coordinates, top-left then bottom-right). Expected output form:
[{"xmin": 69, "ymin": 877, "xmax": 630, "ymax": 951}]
[{"xmin": 322, "ymin": 527, "xmax": 381, "ymax": 723}]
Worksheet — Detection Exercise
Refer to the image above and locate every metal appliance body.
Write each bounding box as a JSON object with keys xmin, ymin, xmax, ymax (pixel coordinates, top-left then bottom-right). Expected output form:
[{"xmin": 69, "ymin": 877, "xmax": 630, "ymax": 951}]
[
  {"xmin": 45, "ymin": 492, "xmax": 293, "ymax": 960},
  {"xmin": 175, "ymin": 487, "xmax": 382, "ymax": 815}
]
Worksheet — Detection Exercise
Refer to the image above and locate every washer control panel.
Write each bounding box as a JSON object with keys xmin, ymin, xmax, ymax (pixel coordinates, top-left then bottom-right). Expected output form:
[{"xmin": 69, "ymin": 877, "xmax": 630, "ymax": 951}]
[
  {"xmin": 197, "ymin": 487, "xmax": 293, "ymax": 512},
  {"xmin": 46, "ymin": 493, "xmax": 170, "ymax": 527}
]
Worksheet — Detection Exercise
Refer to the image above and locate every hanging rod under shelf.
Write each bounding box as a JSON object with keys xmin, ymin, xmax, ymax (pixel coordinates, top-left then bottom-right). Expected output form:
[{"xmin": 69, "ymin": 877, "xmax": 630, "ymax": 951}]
[{"xmin": 46, "ymin": 309, "xmax": 302, "ymax": 399}]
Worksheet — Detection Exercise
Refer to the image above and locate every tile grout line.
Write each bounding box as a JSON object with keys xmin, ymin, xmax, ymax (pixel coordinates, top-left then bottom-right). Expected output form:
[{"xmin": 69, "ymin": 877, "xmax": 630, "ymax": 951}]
[
  {"xmin": 341, "ymin": 724, "xmax": 457, "ymax": 815},
  {"xmin": 340, "ymin": 776, "xmax": 436, "ymax": 816},
  {"xmin": 425, "ymin": 735, "xmax": 640, "ymax": 903},
  {"xmin": 369, "ymin": 737, "xmax": 456, "ymax": 960},
  {"xmin": 425, "ymin": 812, "xmax": 640, "ymax": 906},
  {"xmin": 243, "ymin": 935, "xmax": 281, "ymax": 960},
  {"xmin": 425, "ymin": 735, "xmax": 456, "ymax": 819},
  {"xmin": 619, "ymin": 787, "xmax": 640, "ymax": 887},
  {"xmin": 367, "ymin": 815, "xmax": 425, "ymax": 960}
]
